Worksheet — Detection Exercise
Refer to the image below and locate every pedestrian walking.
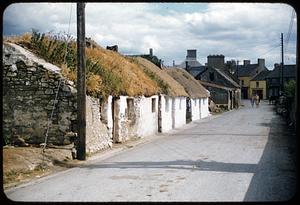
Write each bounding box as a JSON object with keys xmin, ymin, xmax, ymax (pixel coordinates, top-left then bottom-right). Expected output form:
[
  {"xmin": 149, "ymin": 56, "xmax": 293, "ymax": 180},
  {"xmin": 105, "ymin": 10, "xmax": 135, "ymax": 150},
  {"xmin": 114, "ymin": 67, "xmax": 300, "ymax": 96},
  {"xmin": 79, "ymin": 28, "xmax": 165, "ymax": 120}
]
[
  {"xmin": 250, "ymin": 95, "xmax": 255, "ymax": 107},
  {"xmin": 255, "ymin": 94, "xmax": 260, "ymax": 108}
]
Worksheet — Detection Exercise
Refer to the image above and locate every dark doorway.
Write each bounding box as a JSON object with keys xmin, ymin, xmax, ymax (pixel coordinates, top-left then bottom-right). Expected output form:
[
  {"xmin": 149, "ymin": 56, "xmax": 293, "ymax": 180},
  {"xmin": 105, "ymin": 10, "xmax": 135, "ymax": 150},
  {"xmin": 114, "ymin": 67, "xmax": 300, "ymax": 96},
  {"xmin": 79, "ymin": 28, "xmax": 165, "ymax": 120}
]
[{"xmin": 186, "ymin": 98, "xmax": 192, "ymax": 123}]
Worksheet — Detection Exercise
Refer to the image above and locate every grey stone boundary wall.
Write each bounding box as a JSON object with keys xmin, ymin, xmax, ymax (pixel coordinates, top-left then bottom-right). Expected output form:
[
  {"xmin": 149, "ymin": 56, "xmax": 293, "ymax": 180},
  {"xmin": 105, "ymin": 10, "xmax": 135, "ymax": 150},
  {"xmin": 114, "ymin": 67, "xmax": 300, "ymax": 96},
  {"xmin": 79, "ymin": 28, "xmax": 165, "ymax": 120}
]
[{"xmin": 3, "ymin": 43, "xmax": 112, "ymax": 153}]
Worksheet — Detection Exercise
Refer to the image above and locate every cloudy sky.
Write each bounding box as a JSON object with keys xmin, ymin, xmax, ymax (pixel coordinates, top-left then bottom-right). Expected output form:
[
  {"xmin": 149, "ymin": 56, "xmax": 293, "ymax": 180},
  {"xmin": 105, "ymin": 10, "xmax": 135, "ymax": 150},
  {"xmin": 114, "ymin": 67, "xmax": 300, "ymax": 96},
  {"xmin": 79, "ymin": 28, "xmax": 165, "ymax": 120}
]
[{"xmin": 3, "ymin": 2, "xmax": 297, "ymax": 69}]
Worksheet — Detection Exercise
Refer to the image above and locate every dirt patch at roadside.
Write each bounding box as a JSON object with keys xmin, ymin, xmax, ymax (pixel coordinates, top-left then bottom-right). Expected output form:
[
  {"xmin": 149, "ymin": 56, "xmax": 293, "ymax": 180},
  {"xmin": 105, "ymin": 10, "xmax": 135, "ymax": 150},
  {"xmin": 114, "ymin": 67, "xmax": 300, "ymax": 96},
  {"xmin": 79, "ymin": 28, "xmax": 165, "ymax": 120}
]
[{"xmin": 3, "ymin": 145, "xmax": 79, "ymax": 189}]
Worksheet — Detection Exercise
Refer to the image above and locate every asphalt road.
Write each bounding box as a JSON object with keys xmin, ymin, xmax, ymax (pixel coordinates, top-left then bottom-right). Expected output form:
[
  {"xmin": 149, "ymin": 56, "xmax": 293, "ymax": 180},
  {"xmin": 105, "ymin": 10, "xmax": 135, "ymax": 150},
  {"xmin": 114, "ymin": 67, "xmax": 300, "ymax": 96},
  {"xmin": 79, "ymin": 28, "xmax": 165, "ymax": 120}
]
[{"xmin": 5, "ymin": 100, "xmax": 297, "ymax": 202}]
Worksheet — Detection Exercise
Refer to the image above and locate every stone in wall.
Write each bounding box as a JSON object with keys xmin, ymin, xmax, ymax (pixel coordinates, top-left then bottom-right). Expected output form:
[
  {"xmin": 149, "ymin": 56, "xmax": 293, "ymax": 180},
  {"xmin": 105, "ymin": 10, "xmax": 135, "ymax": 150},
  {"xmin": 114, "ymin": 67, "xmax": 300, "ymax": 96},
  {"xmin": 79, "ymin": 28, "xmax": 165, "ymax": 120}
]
[{"xmin": 3, "ymin": 43, "xmax": 112, "ymax": 153}]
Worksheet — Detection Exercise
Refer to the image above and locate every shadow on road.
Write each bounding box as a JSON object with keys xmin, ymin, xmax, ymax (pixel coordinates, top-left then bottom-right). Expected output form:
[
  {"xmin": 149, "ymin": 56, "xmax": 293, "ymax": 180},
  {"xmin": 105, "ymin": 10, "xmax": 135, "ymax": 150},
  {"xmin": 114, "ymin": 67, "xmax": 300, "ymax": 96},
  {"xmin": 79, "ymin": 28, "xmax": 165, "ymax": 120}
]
[
  {"xmin": 81, "ymin": 159, "xmax": 257, "ymax": 173},
  {"xmin": 243, "ymin": 108, "xmax": 297, "ymax": 201}
]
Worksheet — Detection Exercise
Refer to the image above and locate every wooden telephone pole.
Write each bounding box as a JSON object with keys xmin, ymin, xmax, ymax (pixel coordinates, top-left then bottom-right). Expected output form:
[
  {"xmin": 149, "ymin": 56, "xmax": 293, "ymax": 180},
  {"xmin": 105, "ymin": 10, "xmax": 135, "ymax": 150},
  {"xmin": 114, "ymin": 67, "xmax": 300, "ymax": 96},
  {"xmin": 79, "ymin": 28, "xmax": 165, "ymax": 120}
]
[
  {"xmin": 281, "ymin": 33, "xmax": 284, "ymax": 95},
  {"xmin": 77, "ymin": 2, "xmax": 86, "ymax": 160}
]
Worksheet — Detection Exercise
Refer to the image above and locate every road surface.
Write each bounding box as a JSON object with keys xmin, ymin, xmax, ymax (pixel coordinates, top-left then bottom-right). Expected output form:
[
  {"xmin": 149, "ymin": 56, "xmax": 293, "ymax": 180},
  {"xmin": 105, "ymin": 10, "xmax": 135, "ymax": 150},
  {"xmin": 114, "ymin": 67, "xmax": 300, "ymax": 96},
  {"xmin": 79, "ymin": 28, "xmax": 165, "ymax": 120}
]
[{"xmin": 5, "ymin": 100, "xmax": 296, "ymax": 202}]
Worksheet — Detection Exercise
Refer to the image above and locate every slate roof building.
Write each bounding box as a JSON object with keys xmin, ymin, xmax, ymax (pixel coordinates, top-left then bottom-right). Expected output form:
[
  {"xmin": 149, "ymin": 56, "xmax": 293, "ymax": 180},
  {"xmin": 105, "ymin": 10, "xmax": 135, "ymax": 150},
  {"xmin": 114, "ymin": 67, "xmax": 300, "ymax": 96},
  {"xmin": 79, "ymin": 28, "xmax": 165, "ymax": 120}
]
[
  {"xmin": 177, "ymin": 49, "xmax": 205, "ymax": 77},
  {"xmin": 249, "ymin": 69, "xmax": 271, "ymax": 100},
  {"xmin": 195, "ymin": 66, "xmax": 241, "ymax": 109},
  {"xmin": 236, "ymin": 59, "xmax": 268, "ymax": 99},
  {"xmin": 265, "ymin": 64, "xmax": 296, "ymax": 98}
]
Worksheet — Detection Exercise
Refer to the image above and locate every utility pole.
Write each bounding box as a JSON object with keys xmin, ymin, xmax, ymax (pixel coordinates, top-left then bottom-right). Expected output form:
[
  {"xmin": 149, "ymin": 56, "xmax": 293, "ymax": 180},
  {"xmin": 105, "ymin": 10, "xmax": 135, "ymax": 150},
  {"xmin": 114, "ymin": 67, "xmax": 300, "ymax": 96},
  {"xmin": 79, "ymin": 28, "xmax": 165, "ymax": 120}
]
[
  {"xmin": 281, "ymin": 33, "xmax": 284, "ymax": 95},
  {"xmin": 77, "ymin": 2, "xmax": 86, "ymax": 160}
]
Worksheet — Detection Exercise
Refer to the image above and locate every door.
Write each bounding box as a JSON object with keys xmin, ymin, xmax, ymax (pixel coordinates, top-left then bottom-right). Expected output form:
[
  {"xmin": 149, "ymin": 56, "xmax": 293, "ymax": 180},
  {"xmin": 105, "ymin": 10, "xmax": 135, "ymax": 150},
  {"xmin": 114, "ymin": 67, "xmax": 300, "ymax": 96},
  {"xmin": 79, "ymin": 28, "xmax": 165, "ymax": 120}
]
[{"xmin": 186, "ymin": 97, "xmax": 192, "ymax": 123}]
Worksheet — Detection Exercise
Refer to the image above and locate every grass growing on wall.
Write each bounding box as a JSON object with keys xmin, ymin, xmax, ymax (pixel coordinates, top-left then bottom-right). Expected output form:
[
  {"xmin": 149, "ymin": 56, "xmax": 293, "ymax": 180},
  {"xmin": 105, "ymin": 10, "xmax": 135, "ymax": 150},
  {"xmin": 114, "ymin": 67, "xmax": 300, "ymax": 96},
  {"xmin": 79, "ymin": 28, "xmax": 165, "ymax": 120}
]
[{"xmin": 5, "ymin": 31, "xmax": 160, "ymax": 99}]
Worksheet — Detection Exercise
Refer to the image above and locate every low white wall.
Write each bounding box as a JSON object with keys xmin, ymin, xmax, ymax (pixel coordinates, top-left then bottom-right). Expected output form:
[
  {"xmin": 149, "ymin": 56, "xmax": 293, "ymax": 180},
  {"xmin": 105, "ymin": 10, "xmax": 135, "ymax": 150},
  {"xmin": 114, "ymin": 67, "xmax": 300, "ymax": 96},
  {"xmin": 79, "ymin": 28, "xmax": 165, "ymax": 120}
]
[
  {"xmin": 136, "ymin": 95, "xmax": 158, "ymax": 138},
  {"xmin": 200, "ymin": 97, "xmax": 210, "ymax": 118},
  {"xmin": 114, "ymin": 95, "xmax": 158, "ymax": 142},
  {"xmin": 191, "ymin": 98, "xmax": 200, "ymax": 121},
  {"xmin": 160, "ymin": 95, "xmax": 173, "ymax": 133},
  {"xmin": 86, "ymin": 96, "xmax": 112, "ymax": 153},
  {"xmin": 172, "ymin": 97, "xmax": 186, "ymax": 128}
]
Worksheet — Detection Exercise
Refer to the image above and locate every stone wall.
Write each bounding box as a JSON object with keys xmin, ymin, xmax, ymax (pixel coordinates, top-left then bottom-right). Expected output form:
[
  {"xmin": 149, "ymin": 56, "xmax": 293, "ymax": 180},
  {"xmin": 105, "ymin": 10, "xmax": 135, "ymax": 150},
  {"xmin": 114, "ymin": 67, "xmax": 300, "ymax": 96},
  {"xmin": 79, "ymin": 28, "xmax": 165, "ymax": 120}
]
[
  {"xmin": 3, "ymin": 43, "xmax": 112, "ymax": 153},
  {"xmin": 3, "ymin": 43, "xmax": 77, "ymax": 145}
]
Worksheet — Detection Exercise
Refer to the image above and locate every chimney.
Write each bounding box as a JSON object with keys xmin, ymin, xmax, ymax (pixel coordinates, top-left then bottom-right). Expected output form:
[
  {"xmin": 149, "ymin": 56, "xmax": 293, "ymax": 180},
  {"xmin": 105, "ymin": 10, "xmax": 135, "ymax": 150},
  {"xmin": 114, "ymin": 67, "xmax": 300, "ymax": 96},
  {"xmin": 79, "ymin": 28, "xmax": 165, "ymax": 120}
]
[
  {"xmin": 173, "ymin": 60, "xmax": 175, "ymax": 66},
  {"xmin": 243, "ymin": 60, "xmax": 250, "ymax": 65},
  {"xmin": 258, "ymin": 58, "xmax": 265, "ymax": 68},
  {"xmin": 186, "ymin": 49, "xmax": 197, "ymax": 61},
  {"xmin": 149, "ymin": 48, "xmax": 153, "ymax": 57}
]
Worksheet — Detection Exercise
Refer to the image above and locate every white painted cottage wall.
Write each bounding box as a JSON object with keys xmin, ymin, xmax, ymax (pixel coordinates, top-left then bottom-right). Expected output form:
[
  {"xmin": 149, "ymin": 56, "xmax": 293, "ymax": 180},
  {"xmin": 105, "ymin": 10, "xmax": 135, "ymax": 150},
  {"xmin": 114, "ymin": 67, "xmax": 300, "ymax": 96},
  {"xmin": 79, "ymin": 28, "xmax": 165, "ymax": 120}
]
[
  {"xmin": 200, "ymin": 98, "xmax": 210, "ymax": 118},
  {"xmin": 85, "ymin": 96, "xmax": 113, "ymax": 153},
  {"xmin": 136, "ymin": 95, "xmax": 158, "ymax": 138},
  {"xmin": 160, "ymin": 95, "xmax": 173, "ymax": 132},
  {"xmin": 172, "ymin": 97, "xmax": 186, "ymax": 128},
  {"xmin": 191, "ymin": 98, "xmax": 200, "ymax": 121}
]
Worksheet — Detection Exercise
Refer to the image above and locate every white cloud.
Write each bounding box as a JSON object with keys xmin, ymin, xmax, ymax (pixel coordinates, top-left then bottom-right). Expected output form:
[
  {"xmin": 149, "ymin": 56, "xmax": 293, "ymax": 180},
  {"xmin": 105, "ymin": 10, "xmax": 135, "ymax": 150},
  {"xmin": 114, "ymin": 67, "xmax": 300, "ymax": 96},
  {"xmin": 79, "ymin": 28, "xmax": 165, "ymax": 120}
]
[{"xmin": 3, "ymin": 2, "xmax": 297, "ymax": 69}]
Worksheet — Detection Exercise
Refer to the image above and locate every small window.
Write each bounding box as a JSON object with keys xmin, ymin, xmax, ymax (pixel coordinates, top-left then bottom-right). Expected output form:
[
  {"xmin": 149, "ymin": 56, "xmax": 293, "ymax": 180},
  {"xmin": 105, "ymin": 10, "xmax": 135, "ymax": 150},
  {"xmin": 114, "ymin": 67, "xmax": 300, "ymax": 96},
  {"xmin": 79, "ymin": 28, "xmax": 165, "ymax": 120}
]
[
  {"xmin": 126, "ymin": 98, "xmax": 134, "ymax": 120},
  {"xmin": 256, "ymin": 81, "xmax": 259, "ymax": 88},
  {"xmin": 179, "ymin": 98, "xmax": 182, "ymax": 110},
  {"xmin": 152, "ymin": 98, "xmax": 156, "ymax": 113}
]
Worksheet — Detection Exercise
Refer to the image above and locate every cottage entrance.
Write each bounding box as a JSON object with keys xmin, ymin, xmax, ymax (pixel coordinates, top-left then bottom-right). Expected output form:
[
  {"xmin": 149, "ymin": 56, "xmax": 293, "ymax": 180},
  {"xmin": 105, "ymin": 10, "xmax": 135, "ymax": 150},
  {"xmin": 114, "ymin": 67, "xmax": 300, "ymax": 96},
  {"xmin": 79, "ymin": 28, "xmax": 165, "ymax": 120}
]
[
  {"xmin": 241, "ymin": 87, "xmax": 248, "ymax": 99},
  {"xmin": 112, "ymin": 96, "xmax": 120, "ymax": 143},
  {"xmin": 186, "ymin": 98, "xmax": 192, "ymax": 123},
  {"xmin": 158, "ymin": 95, "xmax": 162, "ymax": 132}
]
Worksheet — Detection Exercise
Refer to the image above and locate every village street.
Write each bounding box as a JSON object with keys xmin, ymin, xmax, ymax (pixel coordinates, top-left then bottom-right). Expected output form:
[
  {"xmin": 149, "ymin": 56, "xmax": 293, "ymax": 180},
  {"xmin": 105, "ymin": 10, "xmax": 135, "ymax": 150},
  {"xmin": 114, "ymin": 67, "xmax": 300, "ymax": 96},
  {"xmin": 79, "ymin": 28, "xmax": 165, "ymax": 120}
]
[{"xmin": 5, "ymin": 100, "xmax": 296, "ymax": 202}]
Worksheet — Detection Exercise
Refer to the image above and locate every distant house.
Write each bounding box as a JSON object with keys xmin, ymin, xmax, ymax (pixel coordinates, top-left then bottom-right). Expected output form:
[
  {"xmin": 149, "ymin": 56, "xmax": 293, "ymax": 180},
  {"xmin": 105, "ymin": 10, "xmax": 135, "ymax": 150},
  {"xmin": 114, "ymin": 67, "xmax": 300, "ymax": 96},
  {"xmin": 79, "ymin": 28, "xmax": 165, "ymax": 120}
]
[
  {"xmin": 236, "ymin": 59, "xmax": 268, "ymax": 99},
  {"xmin": 177, "ymin": 49, "xmax": 205, "ymax": 77},
  {"xmin": 195, "ymin": 65, "xmax": 241, "ymax": 110},
  {"xmin": 165, "ymin": 67, "xmax": 210, "ymax": 122},
  {"xmin": 265, "ymin": 64, "xmax": 296, "ymax": 98},
  {"xmin": 249, "ymin": 70, "xmax": 270, "ymax": 100}
]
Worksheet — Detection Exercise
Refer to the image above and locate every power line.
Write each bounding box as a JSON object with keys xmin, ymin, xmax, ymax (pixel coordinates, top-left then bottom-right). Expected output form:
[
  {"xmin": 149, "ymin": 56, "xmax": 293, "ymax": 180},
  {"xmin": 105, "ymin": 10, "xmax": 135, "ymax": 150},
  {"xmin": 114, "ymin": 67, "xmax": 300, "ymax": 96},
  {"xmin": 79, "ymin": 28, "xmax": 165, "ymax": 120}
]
[{"xmin": 285, "ymin": 10, "xmax": 295, "ymax": 53}]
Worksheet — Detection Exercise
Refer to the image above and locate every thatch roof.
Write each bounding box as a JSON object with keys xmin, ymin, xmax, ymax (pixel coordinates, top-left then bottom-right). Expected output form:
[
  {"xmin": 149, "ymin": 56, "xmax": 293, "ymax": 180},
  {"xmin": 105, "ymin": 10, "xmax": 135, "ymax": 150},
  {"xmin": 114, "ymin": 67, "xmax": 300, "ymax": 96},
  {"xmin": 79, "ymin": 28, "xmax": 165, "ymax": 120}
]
[
  {"xmin": 164, "ymin": 67, "xmax": 210, "ymax": 98},
  {"xmin": 5, "ymin": 33, "xmax": 160, "ymax": 98},
  {"xmin": 132, "ymin": 57, "xmax": 188, "ymax": 97}
]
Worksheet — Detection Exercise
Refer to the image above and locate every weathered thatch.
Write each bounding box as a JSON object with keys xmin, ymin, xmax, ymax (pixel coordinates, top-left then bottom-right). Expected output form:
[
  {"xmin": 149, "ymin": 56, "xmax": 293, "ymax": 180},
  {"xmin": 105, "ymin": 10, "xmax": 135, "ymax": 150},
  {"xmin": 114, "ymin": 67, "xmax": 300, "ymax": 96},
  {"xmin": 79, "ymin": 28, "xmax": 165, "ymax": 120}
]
[
  {"xmin": 164, "ymin": 67, "xmax": 210, "ymax": 98},
  {"xmin": 131, "ymin": 57, "xmax": 188, "ymax": 97},
  {"xmin": 4, "ymin": 33, "xmax": 160, "ymax": 98}
]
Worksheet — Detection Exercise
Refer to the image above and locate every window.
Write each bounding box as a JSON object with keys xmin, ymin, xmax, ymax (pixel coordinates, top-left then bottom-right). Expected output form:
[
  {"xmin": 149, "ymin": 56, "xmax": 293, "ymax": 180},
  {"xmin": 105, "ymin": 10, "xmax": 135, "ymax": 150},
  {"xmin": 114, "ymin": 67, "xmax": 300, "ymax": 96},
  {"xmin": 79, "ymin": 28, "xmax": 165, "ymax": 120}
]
[
  {"xmin": 241, "ymin": 80, "xmax": 244, "ymax": 86},
  {"xmin": 179, "ymin": 98, "xmax": 182, "ymax": 110},
  {"xmin": 126, "ymin": 98, "xmax": 134, "ymax": 120},
  {"xmin": 256, "ymin": 81, "xmax": 259, "ymax": 88},
  {"xmin": 194, "ymin": 99, "xmax": 197, "ymax": 106},
  {"xmin": 152, "ymin": 98, "xmax": 156, "ymax": 113},
  {"xmin": 209, "ymin": 72, "xmax": 215, "ymax": 81}
]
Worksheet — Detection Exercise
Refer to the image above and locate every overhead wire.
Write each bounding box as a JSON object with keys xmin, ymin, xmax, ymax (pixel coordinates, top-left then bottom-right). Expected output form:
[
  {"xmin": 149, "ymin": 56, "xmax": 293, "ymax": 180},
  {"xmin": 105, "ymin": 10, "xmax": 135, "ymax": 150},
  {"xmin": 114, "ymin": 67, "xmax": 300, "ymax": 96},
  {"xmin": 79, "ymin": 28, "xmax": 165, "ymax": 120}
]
[{"xmin": 42, "ymin": 3, "xmax": 74, "ymax": 155}]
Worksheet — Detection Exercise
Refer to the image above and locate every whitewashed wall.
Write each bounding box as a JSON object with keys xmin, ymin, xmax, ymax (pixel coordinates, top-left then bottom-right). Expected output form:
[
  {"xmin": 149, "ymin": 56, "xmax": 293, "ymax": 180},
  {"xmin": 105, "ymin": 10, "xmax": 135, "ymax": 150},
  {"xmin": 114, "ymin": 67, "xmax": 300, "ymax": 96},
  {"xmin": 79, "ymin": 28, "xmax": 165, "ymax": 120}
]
[
  {"xmin": 113, "ymin": 95, "xmax": 158, "ymax": 143},
  {"xmin": 136, "ymin": 95, "xmax": 158, "ymax": 138},
  {"xmin": 200, "ymin": 97, "xmax": 210, "ymax": 118},
  {"xmin": 172, "ymin": 97, "xmax": 186, "ymax": 128},
  {"xmin": 160, "ymin": 95, "xmax": 173, "ymax": 132},
  {"xmin": 86, "ymin": 96, "xmax": 113, "ymax": 153},
  {"xmin": 191, "ymin": 98, "xmax": 200, "ymax": 121}
]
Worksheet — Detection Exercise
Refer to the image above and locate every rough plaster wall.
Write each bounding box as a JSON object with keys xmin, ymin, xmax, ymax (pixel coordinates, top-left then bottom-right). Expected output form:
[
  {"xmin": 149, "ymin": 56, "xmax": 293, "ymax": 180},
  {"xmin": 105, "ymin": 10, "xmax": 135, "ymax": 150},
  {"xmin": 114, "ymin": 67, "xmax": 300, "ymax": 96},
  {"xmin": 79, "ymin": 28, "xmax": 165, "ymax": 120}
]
[
  {"xmin": 173, "ymin": 97, "xmax": 186, "ymax": 128},
  {"xmin": 86, "ymin": 96, "xmax": 112, "ymax": 153},
  {"xmin": 191, "ymin": 98, "xmax": 200, "ymax": 121},
  {"xmin": 200, "ymin": 98, "xmax": 210, "ymax": 118},
  {"xmin": 160, "ymin": 95, "xmax": 173, "ymax": 133},
  {"xmin": 137, "ymin": 96, "xmax": 158, "ymax": 138}
]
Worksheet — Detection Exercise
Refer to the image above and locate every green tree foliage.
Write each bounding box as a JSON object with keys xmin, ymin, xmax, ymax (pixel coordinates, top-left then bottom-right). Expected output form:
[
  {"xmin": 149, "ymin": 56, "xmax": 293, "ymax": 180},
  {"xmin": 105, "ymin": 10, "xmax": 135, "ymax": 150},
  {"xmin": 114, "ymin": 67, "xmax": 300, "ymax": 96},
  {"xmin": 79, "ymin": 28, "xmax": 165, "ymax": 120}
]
[{"xmin": 284, "ymin": 80, "xmax": 296, "ymax": 97}]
